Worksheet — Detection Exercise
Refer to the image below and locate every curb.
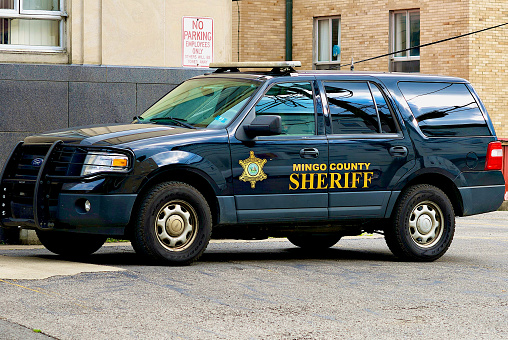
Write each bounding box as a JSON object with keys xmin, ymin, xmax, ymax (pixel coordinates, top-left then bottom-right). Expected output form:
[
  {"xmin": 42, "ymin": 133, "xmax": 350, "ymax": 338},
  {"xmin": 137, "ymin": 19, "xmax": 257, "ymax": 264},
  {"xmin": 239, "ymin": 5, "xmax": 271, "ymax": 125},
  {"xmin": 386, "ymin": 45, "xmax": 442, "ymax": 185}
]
[{"xmin": 19, "ymin": 230, "xmax": 41, "ymax": 245}]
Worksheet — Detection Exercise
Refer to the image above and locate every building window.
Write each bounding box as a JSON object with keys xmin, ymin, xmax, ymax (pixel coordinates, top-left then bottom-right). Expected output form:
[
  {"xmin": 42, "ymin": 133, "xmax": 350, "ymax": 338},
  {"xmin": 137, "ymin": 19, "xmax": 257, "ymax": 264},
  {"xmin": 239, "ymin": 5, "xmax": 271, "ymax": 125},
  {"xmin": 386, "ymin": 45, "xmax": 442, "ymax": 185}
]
[
  {"xmin": 390, "ymin": 9, "xmax": 419, "ymax": 72},
  {"xmin": 0, "ymin": 0, "xmax": 65, "ymax": 51},
  {"xmin": 314, "ymin": 17, "xmax": 340, "ymax": 70}
]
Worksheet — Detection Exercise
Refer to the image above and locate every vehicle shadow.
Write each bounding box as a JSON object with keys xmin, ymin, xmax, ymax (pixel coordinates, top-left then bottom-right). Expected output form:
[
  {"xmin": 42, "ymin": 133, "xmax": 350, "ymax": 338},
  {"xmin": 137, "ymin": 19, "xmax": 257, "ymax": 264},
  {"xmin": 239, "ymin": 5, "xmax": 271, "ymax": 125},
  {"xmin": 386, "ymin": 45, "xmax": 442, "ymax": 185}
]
[
  {"xmin": 200, "ymin": 247, "xmax": 397, "ymax": 263},
  {"xmin": 33, "ymin": 244, "xmax": 399, "ymax": 266}
]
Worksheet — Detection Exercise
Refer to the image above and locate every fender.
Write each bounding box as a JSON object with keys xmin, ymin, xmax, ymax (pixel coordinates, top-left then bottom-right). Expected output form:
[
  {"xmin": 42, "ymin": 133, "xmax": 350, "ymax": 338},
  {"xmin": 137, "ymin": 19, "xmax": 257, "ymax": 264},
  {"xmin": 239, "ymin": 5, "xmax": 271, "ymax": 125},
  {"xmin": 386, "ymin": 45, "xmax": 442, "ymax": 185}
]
[
  {"xmin": 383, "ymin": 159, "xmax": 460, "ymax": 218},
  {"xmin": 393, "ymin": 156, "xmax": 461, "ymax": 192},
  {"xmin": 139, "ymin": 150, "xmax": 228, "ymax": 195}
]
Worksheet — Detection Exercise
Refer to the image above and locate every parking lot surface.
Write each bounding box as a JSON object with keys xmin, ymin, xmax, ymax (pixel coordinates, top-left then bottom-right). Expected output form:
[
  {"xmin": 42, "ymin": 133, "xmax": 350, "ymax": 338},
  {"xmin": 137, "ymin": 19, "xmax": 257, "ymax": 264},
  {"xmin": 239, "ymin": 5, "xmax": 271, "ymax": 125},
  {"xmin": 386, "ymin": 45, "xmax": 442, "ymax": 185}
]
[{"xmin": 0, "ymin": 211, "xmax": 507, "ymax": 339}]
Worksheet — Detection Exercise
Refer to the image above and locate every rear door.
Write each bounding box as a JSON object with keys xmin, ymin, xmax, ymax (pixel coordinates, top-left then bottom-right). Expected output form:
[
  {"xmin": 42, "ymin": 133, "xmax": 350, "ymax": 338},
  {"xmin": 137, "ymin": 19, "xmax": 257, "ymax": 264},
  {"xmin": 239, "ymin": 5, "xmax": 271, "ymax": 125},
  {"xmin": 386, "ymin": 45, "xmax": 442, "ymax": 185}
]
[{"xmin": 318, "ymin": 78, "xmax": 414, "ymax": 219}]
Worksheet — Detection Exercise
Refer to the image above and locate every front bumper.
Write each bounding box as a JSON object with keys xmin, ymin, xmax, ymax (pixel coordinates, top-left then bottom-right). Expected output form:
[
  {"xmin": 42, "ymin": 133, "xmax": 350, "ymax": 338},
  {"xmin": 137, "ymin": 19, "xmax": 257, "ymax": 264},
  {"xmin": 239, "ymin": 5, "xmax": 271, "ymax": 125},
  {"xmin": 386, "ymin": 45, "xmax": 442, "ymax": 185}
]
[
  {"xmin": 57, "ymin": 193, "xmax": 137, "ymax": 234},
  {"xmin": 0, "ymin": 140, "xmax": 136, "ymax": 236}
]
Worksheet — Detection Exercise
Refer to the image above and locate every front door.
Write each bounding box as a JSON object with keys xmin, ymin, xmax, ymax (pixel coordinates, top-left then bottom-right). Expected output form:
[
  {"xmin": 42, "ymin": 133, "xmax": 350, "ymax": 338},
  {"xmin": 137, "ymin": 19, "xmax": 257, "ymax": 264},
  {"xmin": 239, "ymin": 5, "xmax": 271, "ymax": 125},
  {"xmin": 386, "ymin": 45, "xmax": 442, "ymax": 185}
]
[{"xmin": 230, "ymin": 80, "xmax": 329, "ymax": 223}]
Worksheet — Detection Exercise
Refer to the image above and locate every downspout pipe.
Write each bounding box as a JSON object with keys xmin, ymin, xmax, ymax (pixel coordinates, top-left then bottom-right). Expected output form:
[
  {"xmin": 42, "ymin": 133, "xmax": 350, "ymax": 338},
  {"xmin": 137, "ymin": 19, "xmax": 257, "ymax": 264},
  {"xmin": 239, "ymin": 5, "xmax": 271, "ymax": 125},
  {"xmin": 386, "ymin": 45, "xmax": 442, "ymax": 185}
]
[{"xmin": 285, "ymin": 0, "xmax": 293, "ymax": 61}]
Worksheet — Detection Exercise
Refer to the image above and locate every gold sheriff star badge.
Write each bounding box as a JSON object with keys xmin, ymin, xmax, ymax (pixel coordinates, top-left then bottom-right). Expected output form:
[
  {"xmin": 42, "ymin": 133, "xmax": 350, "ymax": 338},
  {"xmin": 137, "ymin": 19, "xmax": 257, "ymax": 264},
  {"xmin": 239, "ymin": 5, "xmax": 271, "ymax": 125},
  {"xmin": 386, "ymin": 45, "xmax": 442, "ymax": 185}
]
[{"xmin": 239, "ymin": 151, "xmax": 267, "ymax": 188}]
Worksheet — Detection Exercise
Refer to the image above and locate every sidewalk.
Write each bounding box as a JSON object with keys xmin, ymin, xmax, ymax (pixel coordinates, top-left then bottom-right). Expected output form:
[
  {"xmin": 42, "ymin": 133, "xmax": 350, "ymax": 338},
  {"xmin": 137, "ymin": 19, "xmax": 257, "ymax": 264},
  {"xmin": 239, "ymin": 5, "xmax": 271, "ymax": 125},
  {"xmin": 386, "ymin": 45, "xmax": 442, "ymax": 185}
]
[{"xmin": 499, "ymin": 200, "xmax": 508, "ymax": 211}]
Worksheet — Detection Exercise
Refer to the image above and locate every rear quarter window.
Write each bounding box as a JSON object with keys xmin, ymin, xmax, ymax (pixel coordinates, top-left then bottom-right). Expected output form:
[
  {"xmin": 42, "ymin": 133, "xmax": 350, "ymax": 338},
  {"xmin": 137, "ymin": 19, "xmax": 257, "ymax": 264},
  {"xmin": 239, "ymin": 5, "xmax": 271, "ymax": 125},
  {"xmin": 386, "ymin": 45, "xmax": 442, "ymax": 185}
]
[{"xmin": 398, "ymin": 82, "xmax": 491, "ymax": 137}]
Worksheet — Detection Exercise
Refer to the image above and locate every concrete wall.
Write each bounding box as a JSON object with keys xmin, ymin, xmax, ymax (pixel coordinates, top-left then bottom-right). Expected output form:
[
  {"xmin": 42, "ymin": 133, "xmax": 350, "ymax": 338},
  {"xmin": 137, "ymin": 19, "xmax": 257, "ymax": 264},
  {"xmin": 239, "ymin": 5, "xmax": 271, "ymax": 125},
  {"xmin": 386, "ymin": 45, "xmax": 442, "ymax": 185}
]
[
  {"xmin": 0, "ymin": 0, "xmax": 232, "ymax": 67},
  {"xmin": 0, "ymin": 63, "xmax": 208, "ymax": 169}
]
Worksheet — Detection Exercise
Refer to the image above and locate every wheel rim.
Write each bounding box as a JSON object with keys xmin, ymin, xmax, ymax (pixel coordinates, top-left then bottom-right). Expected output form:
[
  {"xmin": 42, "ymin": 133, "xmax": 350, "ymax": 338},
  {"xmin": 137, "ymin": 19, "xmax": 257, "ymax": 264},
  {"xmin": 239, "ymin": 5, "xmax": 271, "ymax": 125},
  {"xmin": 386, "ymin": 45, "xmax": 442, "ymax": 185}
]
[
  {"xmin": 155, "ymin": 200, "xmax": 198, "ymax": 251},
  {"xmin": 408, "ymin": 200, "xmax": 444, "ymax": 248}
]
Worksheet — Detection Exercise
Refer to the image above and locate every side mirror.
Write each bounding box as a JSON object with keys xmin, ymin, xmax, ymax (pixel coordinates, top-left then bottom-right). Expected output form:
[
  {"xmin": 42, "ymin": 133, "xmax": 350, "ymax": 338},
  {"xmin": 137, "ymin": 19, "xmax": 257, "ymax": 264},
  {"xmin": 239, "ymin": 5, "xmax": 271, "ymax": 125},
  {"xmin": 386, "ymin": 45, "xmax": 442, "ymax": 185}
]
[{"xmin": 243, "ymin": 115, "xmax": 282, "ymax": 138}]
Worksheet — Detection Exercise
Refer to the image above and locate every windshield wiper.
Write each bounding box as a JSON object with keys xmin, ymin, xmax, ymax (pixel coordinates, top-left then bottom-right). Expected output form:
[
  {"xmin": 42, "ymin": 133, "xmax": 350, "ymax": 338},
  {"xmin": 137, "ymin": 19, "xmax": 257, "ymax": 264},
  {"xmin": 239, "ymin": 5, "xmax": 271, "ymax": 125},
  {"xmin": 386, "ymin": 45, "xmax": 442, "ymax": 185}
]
[
  {"xmin": 148, "ymin": 117, "xmax": 196, "ymax": 129},
  {"xmin": 132, "ymin": 115, "xmax": 145, "ymax": 123}
]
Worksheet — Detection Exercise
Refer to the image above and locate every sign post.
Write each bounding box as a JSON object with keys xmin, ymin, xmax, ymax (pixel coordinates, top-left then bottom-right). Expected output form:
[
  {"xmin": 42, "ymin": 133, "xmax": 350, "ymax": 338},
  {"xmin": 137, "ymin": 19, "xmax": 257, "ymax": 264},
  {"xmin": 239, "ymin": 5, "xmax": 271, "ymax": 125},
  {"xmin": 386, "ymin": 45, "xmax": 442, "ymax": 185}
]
[{"xmin": 182, "ymin": 16, "xmax": 214, "ymax": 67}]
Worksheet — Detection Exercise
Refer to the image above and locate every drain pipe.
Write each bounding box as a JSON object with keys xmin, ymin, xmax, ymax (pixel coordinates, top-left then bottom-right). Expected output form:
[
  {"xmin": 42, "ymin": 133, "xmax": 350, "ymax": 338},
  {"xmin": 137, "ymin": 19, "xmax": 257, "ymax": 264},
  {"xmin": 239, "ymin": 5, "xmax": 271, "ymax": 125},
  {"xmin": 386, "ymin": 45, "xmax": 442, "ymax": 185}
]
[{"xmin": 285, "ymin": 0, "xmax": 293, "ymax": 61}]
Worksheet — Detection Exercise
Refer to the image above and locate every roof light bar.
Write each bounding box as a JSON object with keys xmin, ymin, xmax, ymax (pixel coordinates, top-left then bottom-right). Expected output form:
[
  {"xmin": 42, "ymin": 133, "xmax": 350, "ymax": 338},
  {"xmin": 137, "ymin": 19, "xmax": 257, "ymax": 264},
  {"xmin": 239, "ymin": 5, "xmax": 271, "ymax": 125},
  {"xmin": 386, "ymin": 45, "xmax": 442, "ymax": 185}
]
[{"xmin": 209, "ymin": 61, "xmax": 301, "ymax": 68}]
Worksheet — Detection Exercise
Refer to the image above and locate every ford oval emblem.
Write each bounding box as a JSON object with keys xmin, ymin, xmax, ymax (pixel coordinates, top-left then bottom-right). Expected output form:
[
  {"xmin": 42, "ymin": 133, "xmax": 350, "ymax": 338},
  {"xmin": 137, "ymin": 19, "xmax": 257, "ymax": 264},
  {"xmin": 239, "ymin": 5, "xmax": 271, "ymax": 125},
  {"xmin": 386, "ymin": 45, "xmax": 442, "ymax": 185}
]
[{"xmin": 31, "ymin": 158, "xmax": 44, "ymax": 167}]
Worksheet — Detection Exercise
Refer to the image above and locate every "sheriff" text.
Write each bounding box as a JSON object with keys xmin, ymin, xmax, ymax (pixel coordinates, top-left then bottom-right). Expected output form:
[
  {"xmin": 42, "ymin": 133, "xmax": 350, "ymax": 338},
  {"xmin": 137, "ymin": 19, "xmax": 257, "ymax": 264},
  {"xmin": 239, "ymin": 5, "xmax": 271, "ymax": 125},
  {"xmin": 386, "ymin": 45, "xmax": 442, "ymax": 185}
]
[{"xmin": 289, "ymin": 162, "xmax": 373, "ymax": 190}]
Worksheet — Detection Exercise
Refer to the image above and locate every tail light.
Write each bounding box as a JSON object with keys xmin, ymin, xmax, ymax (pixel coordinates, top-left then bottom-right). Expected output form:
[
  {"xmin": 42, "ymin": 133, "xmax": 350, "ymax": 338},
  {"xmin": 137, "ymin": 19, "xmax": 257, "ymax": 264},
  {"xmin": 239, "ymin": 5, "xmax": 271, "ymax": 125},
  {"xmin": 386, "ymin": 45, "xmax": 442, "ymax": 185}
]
[{"xmin": 485, "ymin": 141, "xmax": 503, "ymax": 170}]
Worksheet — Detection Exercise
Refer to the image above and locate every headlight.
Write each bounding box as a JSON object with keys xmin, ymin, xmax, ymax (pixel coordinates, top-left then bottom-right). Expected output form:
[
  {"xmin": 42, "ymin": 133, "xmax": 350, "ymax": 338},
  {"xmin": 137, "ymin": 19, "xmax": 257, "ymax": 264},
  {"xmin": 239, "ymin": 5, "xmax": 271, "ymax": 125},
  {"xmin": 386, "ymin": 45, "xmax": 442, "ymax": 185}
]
[{"xmin": 81, "ymin": 152, "xmax": 130, "ymax": 176}]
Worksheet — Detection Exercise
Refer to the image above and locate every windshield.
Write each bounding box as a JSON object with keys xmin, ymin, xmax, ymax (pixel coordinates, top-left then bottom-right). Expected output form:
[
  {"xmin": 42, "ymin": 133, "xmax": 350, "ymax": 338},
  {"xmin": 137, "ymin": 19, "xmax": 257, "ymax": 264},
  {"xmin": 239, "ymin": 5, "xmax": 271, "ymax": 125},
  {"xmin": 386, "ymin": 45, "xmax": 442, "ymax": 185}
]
[{"xmin": 139, "ymin": 78, "xmax": 260, "ymax": 129}]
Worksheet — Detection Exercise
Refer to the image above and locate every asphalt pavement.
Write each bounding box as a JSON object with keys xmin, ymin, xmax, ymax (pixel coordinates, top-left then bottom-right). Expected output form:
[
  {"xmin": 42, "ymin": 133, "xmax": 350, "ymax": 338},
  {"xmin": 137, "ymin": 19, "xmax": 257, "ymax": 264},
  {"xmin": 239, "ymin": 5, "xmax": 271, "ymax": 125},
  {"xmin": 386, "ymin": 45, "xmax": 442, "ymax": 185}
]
[{"xmin": 0, "ymin": 211, "xmax": 506, "ymax": 339}]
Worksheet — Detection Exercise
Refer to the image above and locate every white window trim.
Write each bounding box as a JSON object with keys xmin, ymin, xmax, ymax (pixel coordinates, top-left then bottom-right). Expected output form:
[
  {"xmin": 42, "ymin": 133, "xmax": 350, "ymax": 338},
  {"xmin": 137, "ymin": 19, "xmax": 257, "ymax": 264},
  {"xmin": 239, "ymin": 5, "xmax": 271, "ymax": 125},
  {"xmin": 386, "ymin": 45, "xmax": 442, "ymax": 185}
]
[
  {"xmin": 390, "ymin": 9, "xmax": 420, "ymax": 62},
  {"xmin": 313, "ymin": 16, "xmax": 341, "ymax": 66},
  {"xmin": 0, "ymin": 0, "xmax": 66, "ymax": 52}
]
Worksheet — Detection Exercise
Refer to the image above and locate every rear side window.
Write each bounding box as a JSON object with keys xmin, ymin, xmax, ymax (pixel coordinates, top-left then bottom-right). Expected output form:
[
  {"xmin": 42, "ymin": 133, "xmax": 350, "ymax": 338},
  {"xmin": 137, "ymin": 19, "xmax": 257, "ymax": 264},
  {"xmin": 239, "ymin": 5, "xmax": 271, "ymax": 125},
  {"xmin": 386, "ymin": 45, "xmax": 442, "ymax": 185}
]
[
  {"xmin": 398, "ymin": 82, "xmax": 491, "ymax": 137},
  {"xmin": 324, "ymin": 81, "xmax": 397, "ymax": 134}
]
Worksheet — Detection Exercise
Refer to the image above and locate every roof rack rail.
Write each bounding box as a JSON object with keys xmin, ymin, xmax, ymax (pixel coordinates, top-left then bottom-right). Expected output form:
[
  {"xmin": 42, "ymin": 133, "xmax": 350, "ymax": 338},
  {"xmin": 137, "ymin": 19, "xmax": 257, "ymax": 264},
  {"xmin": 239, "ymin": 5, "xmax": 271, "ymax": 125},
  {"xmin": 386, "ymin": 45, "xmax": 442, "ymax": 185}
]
[{"xmin": 209, "ymin": 61, "xmax": 301, "ymax": 75}]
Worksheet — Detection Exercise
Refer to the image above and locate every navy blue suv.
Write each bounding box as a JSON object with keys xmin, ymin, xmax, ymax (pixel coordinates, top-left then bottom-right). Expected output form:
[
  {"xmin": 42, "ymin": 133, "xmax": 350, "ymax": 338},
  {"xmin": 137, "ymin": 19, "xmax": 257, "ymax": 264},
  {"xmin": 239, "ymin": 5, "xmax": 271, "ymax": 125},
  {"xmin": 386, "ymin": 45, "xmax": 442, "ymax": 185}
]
[{"xmin": 0, "ymin": 62, "xmax": 504, "ymax": 264}]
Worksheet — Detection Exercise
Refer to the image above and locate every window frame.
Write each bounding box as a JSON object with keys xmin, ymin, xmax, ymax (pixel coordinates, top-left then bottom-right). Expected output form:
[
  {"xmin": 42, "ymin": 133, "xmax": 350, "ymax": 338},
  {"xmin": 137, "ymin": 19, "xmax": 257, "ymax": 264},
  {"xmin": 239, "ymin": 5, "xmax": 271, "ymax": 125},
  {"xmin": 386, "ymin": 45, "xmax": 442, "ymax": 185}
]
[
  {"xmin": 254, "ymin": 80, "xmax": 319, "ymax": 138},
  {"xmin": 322, "ymin": 80, "xmax": 401, "ymax": 137},
  {"xmin": 313, "ymin": 16, "xmax": 341, "ymax": 68},
  {"xmin": 390, "ymin": 9, "xmax": 420, "ymax": 71},
  {"xmin": 0, "ymin": 0, "xmax": 66, "ymax": 51}
]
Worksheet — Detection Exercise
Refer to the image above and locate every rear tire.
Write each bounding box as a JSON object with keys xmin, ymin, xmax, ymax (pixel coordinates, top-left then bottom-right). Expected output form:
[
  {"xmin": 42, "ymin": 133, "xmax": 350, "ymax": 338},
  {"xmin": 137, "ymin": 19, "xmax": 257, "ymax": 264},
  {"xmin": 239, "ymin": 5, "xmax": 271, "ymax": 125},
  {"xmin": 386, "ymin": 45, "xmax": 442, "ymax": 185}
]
[
  {"xmin": 385, "ymin": 184, "xmax": 455, "ymax": 261},
  {"xmin": 287, "ymin": 233, "xmax": 342, "ymax": 250},
  {"xmin": 131, "ymin": 181, "xmax": 212, "ymax": 265},
  {"xmin": 36, "ymin": 230, "xmax": 106, "ymax": 258}
]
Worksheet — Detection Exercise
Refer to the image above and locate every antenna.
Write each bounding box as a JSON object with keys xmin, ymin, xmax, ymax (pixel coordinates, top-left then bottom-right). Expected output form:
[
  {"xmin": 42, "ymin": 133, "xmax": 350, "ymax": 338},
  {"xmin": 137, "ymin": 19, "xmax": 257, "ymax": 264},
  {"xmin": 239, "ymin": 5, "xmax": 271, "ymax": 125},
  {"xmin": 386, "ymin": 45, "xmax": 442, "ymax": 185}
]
[{"xmin": 350, "ymin": 57, "xmax": 354, "ymax": 71}]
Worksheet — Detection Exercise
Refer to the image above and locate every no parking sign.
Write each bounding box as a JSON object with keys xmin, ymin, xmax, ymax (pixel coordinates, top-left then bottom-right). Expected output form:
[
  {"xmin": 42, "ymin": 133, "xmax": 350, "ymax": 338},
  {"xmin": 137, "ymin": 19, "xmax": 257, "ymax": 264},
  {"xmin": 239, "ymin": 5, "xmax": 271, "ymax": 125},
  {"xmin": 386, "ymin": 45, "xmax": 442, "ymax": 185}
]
[{"xmin": 182, "ymin": 16, "xmax": 214, "ymax": 67}]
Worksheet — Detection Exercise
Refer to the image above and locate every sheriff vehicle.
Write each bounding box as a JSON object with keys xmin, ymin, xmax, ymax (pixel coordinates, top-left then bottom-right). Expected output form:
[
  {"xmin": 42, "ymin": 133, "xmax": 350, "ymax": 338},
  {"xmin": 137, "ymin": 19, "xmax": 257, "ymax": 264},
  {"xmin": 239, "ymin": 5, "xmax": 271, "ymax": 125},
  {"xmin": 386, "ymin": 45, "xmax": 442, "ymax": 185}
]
[{"xmin": 0, "ymin": 62, "xmax": 505, "ymax": 264}]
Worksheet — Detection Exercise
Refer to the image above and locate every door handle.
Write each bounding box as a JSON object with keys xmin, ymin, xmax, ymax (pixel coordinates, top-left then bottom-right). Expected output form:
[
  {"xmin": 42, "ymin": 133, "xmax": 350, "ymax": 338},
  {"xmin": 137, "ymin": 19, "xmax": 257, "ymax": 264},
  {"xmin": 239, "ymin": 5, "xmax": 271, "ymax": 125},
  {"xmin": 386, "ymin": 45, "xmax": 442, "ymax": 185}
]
[
  {"xmin": 389, "ymin": 146, "xmax": 408, "ymax": 157},
  {"xmin": 300, "ymin": 148, "xmax": 319, "ymax": 159}
]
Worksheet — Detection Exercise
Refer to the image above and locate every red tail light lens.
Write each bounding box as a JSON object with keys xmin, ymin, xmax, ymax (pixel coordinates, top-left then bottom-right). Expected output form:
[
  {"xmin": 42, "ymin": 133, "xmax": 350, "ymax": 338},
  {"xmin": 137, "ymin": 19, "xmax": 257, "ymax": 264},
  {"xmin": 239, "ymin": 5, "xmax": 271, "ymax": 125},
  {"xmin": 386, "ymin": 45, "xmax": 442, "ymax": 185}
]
[{"xmin": 485, "ymin": 141, "xmax": 503, "ymax": 170}]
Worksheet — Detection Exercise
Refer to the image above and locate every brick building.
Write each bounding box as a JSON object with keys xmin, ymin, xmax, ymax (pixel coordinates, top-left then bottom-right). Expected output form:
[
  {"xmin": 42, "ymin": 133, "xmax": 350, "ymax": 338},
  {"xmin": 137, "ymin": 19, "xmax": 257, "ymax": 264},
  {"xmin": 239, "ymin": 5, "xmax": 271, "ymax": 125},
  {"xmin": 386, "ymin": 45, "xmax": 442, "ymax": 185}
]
[{"xmin": 232, "ymin": 0, "xmax": 508, "ymax": 138}]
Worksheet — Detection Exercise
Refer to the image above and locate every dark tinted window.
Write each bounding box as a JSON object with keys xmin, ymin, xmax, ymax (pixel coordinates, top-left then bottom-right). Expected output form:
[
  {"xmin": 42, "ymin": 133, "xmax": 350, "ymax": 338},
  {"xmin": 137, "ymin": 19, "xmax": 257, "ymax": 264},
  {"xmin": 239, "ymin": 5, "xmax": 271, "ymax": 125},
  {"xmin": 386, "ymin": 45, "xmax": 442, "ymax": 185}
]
[
  {"xmin": 255, "ymin": 82, "xmax": 315, "ymax": 135},
  {"xmin": 398, "ymin": 82, "xmax": 491, "ymax": 137},
  {"xmin": 324, "ymin": 81, "xmax": 397, "ymax": 134}
]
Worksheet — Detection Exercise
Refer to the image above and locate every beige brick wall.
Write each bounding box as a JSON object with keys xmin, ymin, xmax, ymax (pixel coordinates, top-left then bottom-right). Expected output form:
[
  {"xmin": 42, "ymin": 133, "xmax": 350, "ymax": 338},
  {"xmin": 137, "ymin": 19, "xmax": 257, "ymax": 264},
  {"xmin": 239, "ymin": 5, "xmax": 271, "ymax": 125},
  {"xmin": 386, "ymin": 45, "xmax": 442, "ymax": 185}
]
[
  {"xmin": 232, "ymin": 0, "xmax": 286, "ymax": 63},
  {"xmin": 294, "ymin": 0, "xmax": 390, "ymax": 71},
  {"xmin": 232, "ymin": 0, "xmax": 470, "ymax": 72},
  {"xmin": 232, "ymin": 0, "xmax": 507, "ymax": 137},
  {"xmin": 469, "ymin": 0, "xmax": 508, "ymax": 138},
  {"xmin": 417, "ymin": 1, "xmax": 469, "ymax": 79}
]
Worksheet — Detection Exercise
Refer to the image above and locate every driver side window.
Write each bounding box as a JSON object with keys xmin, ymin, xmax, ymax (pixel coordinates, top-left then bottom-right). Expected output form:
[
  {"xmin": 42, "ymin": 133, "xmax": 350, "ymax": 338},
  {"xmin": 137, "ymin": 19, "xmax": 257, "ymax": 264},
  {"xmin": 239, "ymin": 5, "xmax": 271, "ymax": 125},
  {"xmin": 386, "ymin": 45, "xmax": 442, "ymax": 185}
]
[{"xmin": 255, "ymin": 82, "xmax": 316, "ymax": 135}]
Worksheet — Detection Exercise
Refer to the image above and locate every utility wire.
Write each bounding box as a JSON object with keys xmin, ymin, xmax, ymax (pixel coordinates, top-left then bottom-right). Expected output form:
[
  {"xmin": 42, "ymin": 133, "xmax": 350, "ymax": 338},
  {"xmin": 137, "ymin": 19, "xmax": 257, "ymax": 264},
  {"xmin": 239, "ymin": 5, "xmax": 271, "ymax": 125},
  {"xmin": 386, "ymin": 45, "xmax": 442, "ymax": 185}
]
[{"xmin": 342, "ymin": 21, "xmax": 508, "ymax": 70}]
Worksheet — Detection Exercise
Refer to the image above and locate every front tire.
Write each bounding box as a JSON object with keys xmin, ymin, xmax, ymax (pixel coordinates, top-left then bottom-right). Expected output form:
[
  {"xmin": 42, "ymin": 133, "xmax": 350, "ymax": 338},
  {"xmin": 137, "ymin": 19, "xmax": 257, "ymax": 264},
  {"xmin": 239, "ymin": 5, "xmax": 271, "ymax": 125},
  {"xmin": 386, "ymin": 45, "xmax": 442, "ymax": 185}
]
[
  {"xmin": 131, "ymin": 182, "xmax": 212, "ymax": 265},
  {"xmin": 385, "ymin": 184, "xmax": 455, "ymax": 261},
  {"xmin": 287, "ymin": 233, "xmax": 342, "ymax": 250},
  {"xmin": 36, "ymin": 230, "xmax": 106, "ymax": 258}
]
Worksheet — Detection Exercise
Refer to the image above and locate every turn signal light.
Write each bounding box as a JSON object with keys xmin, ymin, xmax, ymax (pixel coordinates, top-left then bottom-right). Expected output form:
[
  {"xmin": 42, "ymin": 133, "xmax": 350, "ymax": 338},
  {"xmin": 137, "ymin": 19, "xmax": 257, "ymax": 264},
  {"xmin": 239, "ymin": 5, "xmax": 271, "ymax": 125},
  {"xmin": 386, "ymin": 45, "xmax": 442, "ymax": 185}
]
[
  {"xmin": 485, "ymin": 141, "xmax": 503, "ymax": 170},
  {"xmin": 112, "ymin": 158, "xmax": 128, "ymax": 167}
]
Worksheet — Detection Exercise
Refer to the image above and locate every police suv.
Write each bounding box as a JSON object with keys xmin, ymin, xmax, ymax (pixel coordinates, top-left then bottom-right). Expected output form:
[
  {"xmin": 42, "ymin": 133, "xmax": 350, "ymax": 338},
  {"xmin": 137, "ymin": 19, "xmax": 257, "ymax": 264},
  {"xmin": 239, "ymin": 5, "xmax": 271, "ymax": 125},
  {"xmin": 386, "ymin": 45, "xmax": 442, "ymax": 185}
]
[{"xmin": 0, "ymin": 62, "xmax": 505, "ymax": 264}]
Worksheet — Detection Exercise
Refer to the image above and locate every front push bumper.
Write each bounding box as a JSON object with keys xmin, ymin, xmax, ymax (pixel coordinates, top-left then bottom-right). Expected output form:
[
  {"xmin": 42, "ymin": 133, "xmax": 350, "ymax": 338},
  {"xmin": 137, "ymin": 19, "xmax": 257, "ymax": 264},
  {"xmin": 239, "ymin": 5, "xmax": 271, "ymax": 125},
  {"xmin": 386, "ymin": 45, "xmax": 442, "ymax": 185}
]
[
  {"xmin": 57, "ymin": 193, "xmax": 137, "ymax": 234},
  {"xmin": 2, "ymin": 193, "xmax": 137, "ymax": 236}
]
